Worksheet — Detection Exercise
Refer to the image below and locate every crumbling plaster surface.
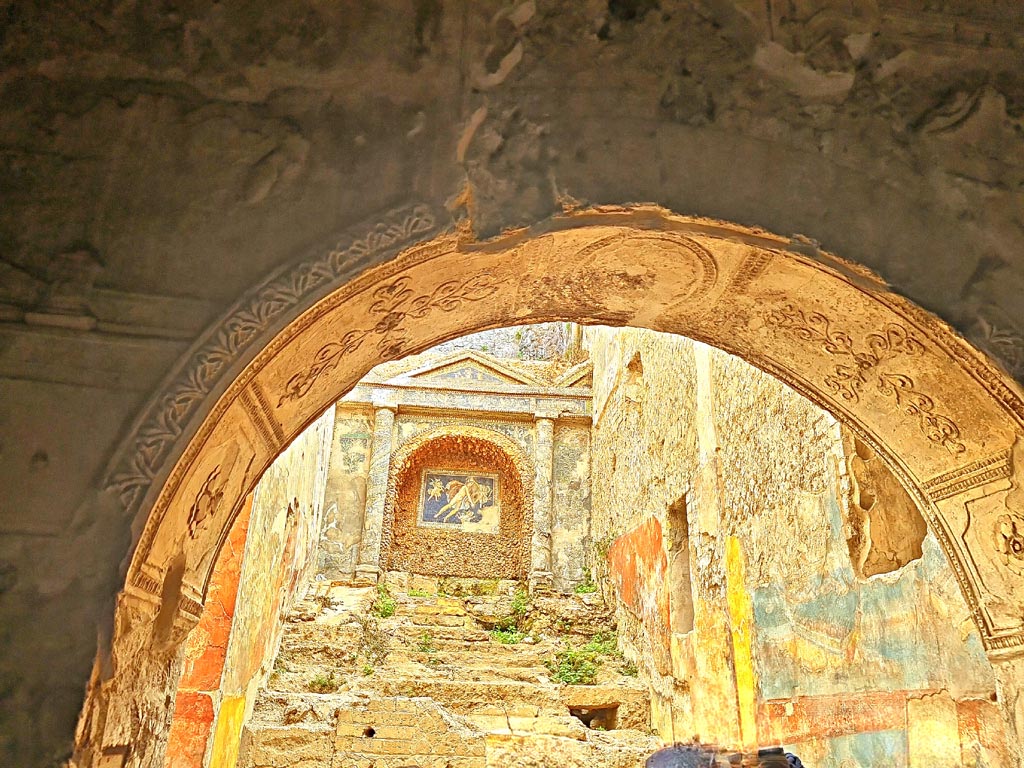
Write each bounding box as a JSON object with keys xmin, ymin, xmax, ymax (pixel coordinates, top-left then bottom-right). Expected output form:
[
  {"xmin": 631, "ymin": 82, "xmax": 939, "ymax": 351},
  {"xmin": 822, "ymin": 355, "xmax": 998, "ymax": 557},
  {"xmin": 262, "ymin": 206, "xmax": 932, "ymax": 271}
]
[
  {"xmin": 842, "ymin": 427, "xmax": 930, "ymax": 578},
  {"xmin": 2, "ymin": 2, "xmax": 1024, "ymax": 763},
  {"xmin": 551, "ymin": 424, "xmax": 592, "ymax": 593},
  {"xmin": 3, "ymin": 2, "xmax": 1021, "ymax": 355},
  {"xmin": 317, "ymin": 406, "xmax": 373, "ymax": 582}
]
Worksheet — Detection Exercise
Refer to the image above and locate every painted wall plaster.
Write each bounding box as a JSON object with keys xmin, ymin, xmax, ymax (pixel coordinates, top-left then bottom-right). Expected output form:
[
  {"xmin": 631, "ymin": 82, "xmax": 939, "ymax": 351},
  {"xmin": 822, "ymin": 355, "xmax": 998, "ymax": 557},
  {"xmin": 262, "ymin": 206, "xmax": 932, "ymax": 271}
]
[
  {"xmin": 168, "ymin": 408, "xmax": 334, "ymax": 768},
  {"xmin": 589, "ymin": 326, "xmax": 1012, "ymax": 765},
  {"xmin": 317, "ymin": 407, "xmax": 373, "ymax": 581}
]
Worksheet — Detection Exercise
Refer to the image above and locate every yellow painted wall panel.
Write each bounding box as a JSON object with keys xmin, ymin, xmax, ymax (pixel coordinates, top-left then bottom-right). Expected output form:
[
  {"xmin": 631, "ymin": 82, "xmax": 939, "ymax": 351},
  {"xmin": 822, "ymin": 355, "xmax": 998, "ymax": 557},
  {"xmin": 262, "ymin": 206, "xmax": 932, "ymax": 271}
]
[
  {"xmin": 908, "ymin": 691, "xmax": 960, "ymax": 768},
  {"xmin": 208, "ymin": 695, "xmax": 246, "ymax": 768}
]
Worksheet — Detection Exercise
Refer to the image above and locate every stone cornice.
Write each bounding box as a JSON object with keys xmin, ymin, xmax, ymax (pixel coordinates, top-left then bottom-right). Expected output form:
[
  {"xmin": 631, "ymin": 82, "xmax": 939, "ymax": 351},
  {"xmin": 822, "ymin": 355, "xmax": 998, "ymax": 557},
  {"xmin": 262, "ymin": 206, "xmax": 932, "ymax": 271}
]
[{"xmin": 342, "ymin": 380, "xmax": 593, "ymax": 423}]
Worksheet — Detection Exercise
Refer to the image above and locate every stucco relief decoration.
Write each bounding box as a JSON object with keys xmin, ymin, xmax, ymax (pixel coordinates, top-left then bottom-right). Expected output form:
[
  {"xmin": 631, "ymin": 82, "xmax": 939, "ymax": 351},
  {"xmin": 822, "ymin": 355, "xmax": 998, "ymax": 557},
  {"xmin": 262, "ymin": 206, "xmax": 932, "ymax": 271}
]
[
  {"xmin": 765, "ymin": 305, "xmax": 966, "ymax": 454},
  {"xmin": 278, "ymin": 273, "xmax": 504, "ymax": 406},
  {"xmin": 995, "ymin": 513, "xmax": 1024, "ymax": 575},
  {"xmin": 574, "ymin": 232, "xmax": 718, "ymax": 308},
  {"xmin": 963, "ymin": 483, "xmax": 1024, "ymax": 640},
  {"xmin": 420, "ymin": 470, "xmax": 500, "ymax": 534},
  {"xmin": 923, "ymin": 449, "xmax": 1013, "ymax": 501},
  {"xmin": 187, "ymin": 466, "xmax": 225, "ymax": 539},
  {"xmin": 104, "ymin": 204, "xmax": 437, "ymax": 512},
  {"xmin": 618, "ymin": 233, "xmax": 717, "ymax": 301}
]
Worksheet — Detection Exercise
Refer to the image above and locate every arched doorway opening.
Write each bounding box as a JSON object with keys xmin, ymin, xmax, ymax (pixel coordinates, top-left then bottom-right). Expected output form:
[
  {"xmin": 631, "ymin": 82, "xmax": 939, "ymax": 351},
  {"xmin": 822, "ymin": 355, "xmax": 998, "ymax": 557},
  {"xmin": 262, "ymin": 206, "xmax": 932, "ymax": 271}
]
[{"xmin": 77, "ymin": 206, "xmax": 1024, "ymax": 767}]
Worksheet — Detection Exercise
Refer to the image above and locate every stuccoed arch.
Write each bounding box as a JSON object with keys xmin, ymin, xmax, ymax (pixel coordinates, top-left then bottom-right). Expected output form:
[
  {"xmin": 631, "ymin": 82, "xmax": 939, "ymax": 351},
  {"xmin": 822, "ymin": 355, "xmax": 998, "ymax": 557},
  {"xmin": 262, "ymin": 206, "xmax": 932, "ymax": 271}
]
[
  {"xmin": 81, "ymin": 205, "xmax": 1024, "ymax": 767},
  {"xmin": 378, "ymin": 423, "xmax": 537, "ymax": 579}
]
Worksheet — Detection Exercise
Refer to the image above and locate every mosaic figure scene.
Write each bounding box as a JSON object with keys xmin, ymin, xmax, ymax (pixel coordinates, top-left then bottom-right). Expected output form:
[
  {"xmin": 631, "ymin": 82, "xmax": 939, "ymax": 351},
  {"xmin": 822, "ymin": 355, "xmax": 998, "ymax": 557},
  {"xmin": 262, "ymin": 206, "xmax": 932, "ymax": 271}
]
[{"xmin": 420, "ymin": 471, "xmax": 500, "ymax": 534}]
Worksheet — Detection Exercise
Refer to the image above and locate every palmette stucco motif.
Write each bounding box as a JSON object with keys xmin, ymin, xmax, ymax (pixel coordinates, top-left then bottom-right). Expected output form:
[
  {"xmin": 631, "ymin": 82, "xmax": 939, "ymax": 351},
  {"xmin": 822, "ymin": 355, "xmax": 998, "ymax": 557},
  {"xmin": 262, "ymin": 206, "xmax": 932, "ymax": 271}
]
[
  {"xmin": 764, "ymin": 305, "xmax": 964, "ymax": 454},
  {"xmin": 104, "ymin": 203, "xmax": 438, "ymax": 515},
  {"xmin": 278, "ymin": 273, "xmax": 504, "ymax": 406},
  {"xmin": 97, "ymin": 207, "xmax": 1024, "ymax": 767},
  {"xmin": 186, "ymin": 466, "xmax": 225, "ymax": 539}
]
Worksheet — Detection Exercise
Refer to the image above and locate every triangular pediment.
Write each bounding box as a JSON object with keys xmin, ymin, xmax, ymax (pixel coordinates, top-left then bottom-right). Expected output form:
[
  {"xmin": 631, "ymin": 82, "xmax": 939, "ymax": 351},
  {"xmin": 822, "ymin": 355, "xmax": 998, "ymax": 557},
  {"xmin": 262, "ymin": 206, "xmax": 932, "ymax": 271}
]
[
  {"xmin": 555, "ymin": 360, "xmax": 593, "ymax": 388},
  {"xmin": 393, "ymin": 351, "xmax": 542, "ymax": 387}
]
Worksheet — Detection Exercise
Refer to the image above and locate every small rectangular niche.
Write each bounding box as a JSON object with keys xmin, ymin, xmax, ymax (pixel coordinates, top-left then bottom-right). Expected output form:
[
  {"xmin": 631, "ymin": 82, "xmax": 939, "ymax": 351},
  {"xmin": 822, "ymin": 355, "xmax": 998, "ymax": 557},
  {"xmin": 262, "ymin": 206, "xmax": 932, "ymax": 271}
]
[
  {"xmin": 666, "ymin": 493, "xmax": 695, "ymax": 634},
  {"xmin": 569, "ymin": 704, "xmax": 619, "ymax": 730}
]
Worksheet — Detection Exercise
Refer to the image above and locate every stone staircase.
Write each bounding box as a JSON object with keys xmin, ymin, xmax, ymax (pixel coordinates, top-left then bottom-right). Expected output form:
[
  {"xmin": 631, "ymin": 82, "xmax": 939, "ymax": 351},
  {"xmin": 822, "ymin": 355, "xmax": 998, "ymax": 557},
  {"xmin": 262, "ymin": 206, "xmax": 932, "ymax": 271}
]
[{"xmin": 238, "ymin": 573, "xmax": 660, "ymax": 768}]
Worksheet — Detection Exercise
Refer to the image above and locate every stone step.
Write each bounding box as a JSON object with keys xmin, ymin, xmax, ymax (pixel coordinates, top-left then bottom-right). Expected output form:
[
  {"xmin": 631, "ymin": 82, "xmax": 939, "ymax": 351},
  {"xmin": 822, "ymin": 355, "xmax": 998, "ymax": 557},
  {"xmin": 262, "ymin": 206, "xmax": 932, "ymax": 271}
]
[
  {"xmin": 271, "ymin": 645, "xmax": 552, "ymax": 679},
  {"xmin": 380, "ymin": 662, "xmax": 551, "ymax": 685},
  {"xmin": 396, "ymin": 612, "xmax": 474, "ymax": 628},
  {"xmin": 377, "ymin": 677, "xmax": 565, "ymax": 713},
  {"xmin": 259, "ymin": 578, "xmax": 647, "ymax": 765},
  {"xmin": 385, "ymin": 651, "xmax": 548, "ymax": 671},
  {"xmin": 391, "ymin": 629, "xmax": 547, "ymax": 648},
  {"xmin": 393, "ymin": 646, "xmax": 551, "ymax": 666},
  {"xmin": 394, "ymin": 625, "xmax": 491, "ymax": 644},
  {"xmin": 466, "ymin": 711, "xmax": 589, "ymax": 739},
  {"xmin": 240, "ymin": 691, "xmax": 488, "ymax": 768},
  {"xmin": 393, "ymin": 598, "xmax": 471, "ymax": 616},
  {"xmin": 484, "ymin": 732, "xmax": 660, "ymax": 768}
]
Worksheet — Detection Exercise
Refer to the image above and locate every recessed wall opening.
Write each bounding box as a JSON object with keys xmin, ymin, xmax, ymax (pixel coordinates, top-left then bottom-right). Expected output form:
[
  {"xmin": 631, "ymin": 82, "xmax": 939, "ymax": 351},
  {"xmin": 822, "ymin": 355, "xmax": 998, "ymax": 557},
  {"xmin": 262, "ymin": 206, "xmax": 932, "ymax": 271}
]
[
  {"xmin": 666, "ymin": 493, "xmax": 694, "ymax": 635},
  {"xmin": 144, "ymin": 319, "xmax": 1013, "ymax": 768},
  {"xmin": 569, "ymin": 704, "xmax": 619, "ymax": 731}
]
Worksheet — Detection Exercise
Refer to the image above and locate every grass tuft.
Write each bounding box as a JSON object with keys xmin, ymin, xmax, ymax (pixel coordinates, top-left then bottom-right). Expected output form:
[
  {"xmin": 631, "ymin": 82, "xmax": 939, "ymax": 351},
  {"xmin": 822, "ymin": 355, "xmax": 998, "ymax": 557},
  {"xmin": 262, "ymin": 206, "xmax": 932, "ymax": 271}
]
[
  {"xmin": 490, "ymin": 626, "xmax": 526, "ymax": 644},
  {"xmin": 545, "ymin": 632, "xmax": 623, "ymax": 685},
  {"xmin": 307, "ymin": 671, "xmax": 339, "ymax": 693},
  {"xmin": 373, "ymin": 584, "xmax": 396, "ymax": 618}
]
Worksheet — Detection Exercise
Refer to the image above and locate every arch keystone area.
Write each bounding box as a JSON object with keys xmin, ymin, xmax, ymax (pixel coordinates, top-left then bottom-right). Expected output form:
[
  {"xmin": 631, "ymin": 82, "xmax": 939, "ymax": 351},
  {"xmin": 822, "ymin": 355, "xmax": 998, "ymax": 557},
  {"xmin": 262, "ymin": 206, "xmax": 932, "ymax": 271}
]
[{"xmin": 82, "ymin": 205, "xmax": 1024, "ymax": 766}]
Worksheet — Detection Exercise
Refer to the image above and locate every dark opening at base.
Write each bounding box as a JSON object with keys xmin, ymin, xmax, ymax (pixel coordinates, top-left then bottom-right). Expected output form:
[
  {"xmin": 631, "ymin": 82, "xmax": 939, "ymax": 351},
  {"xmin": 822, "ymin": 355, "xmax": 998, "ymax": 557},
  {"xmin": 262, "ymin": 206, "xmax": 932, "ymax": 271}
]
[{"xmin": 569, "ymin": 704, "xmax": 619, "ymax": 730}]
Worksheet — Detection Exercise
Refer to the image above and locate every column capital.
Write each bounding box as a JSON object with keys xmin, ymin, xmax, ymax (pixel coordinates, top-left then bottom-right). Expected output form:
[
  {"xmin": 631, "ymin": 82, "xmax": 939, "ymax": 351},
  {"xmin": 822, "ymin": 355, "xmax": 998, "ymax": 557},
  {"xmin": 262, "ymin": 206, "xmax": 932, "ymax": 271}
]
[
  {"xmin": 534, "ymin": 410, "xmax": 560, "ymax": 422},
  {"xmin": 371, "ymin": 399, "xmax": 398, "ymax": 413}
]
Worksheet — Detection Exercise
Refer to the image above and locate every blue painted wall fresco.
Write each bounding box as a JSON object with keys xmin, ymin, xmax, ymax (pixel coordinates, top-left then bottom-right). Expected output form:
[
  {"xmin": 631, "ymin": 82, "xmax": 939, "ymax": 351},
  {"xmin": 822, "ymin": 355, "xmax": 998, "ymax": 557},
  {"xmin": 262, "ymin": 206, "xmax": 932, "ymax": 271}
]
[{"xmin": 752, "ymin": 491, "xmax": 994, "ymax": 701}]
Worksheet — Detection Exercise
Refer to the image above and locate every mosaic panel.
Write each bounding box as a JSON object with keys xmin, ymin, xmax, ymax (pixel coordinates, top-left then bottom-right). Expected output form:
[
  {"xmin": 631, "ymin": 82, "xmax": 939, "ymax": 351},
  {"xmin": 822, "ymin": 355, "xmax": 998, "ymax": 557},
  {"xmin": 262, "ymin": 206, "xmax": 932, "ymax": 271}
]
[{"xmin": 419, "ymin": 469, "xmax": 500, "ymax": 535}]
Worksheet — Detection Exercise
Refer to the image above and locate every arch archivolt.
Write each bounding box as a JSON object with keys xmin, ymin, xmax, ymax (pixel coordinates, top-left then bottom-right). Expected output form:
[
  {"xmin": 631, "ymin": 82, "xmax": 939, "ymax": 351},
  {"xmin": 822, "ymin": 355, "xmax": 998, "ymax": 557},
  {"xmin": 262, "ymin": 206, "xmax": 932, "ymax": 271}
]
[
  {"xmin": 378, "ymin": 424, "xmax": 537, "ymax": 578},
  {"xmin": 117, "ymin": 205, "xmax": 1024, "ymax": 658}
]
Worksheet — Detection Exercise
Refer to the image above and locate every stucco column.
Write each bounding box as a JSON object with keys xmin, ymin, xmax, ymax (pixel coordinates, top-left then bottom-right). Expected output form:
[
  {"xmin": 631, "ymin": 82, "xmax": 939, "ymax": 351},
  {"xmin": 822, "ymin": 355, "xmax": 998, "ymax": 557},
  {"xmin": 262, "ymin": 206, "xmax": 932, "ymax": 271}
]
[
  {"xmin": 991, "ymin": 653, "xmax": 1024, "ymax": 768},
  {"xmin": 530, "ymin": 412, "xmax": 556, "ymax": 591},
  {"xmin": 353, "ymin": 402, "xmax": 396, "ymax": 584}
]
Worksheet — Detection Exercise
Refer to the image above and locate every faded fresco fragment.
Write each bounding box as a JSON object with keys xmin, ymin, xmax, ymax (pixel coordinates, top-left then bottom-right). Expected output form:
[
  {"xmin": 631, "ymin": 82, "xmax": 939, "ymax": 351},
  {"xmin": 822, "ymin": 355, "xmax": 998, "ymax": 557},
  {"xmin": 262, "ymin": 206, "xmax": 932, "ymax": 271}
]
[
  {"xmin": 588, "ymin": 326, "xmax": 1012, "ymax": 766},
  {"xmin": 606, "ymin": 517, "xmax": 672, "ymax": 671}
]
